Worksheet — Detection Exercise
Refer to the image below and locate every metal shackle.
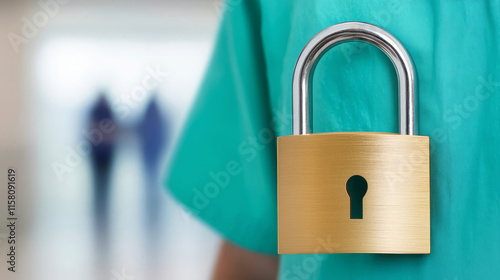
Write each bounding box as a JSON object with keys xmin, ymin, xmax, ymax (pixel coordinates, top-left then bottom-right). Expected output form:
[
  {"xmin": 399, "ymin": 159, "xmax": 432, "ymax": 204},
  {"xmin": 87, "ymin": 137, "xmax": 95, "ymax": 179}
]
[{"xmin": 292, "ymin": 22, "xmax": 417, "ymax": 136}]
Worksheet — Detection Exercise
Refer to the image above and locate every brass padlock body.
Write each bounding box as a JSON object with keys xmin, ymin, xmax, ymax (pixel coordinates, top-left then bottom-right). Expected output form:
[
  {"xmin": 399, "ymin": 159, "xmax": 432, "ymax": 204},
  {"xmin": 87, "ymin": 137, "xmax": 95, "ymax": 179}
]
[{"xmin": 278, "ymin": 132, "xmax": 430, "ymax": 254}]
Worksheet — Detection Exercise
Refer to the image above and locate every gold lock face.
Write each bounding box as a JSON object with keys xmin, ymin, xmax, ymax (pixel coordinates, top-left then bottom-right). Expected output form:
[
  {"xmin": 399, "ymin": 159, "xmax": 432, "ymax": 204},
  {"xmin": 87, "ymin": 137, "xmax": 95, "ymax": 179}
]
[{"xmin": 278, "ymin": 132, "xmax": 430, "ymax": 254}]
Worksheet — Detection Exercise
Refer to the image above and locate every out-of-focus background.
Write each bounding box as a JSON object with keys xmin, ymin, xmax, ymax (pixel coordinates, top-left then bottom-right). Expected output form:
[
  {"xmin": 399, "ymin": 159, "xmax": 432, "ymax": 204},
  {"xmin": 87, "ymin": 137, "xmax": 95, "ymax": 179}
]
[{"xmin": 0, "ymin": 0, "xmax": 222, "ymax": 279}]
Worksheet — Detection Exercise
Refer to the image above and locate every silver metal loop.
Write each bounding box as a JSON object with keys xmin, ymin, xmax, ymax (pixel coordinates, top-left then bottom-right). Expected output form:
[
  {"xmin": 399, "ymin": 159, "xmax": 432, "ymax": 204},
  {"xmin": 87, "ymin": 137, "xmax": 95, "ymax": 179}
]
[{"xmin": 292, "ymin": 22, "xmax": 416, "ymax": 135}]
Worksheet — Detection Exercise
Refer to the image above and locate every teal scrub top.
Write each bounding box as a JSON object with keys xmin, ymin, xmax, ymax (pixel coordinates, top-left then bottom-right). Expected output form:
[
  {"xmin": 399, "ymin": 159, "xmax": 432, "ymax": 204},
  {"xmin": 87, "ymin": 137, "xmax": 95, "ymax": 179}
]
[{"xmin": 165, "ymin": 1, "xmax": 500, "ymax": 279}]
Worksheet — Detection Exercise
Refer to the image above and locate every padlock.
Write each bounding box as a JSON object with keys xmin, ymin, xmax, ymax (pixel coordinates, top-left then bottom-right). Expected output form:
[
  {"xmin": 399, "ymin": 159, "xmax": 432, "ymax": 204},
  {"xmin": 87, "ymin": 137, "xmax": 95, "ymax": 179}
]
[{"xmin": 277, "ymin": 22, "xmax": 430, "ymax": 254}]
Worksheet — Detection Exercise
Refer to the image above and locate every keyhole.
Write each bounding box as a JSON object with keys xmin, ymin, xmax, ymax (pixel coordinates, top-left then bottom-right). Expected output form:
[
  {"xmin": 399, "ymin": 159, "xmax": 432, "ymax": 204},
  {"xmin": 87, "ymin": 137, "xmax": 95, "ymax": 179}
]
[{"xmin": 346, "ymin": 175, "xmax": 368, "ymax": 219}]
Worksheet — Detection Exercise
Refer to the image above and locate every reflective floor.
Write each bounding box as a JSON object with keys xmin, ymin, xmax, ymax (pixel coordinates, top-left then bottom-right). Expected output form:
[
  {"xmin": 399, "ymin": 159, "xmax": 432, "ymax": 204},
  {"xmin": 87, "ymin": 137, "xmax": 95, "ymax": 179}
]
[{"xmin": 29, "ymin": 136, "xmax": 220, "ymax": 280}]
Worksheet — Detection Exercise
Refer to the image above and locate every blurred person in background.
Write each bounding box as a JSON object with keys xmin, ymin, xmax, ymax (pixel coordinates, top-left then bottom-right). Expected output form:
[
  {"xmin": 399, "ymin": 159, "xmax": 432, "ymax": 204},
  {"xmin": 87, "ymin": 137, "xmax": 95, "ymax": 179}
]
[
  {"xmin": 165, "ymin": 1, "xmax": 500, "ymax": 280},
  {"xmin": 137, "ymin": 95, "xmax": 169, "ymax": 255},
  {"xmin": 88, "ymin": 93, "xmax": 117, "ymax": 265}
]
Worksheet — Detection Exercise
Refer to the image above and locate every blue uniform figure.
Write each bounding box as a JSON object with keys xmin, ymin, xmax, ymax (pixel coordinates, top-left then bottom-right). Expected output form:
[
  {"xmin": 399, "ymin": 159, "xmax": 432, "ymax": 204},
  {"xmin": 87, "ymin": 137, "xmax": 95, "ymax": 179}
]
[
  {"xmin": 137, "ymin": 96, "xmax": 169, "ymax": 249},
  {"xmin": 88, "ymin": 94, "xmax": 116, "ymax": 259}
]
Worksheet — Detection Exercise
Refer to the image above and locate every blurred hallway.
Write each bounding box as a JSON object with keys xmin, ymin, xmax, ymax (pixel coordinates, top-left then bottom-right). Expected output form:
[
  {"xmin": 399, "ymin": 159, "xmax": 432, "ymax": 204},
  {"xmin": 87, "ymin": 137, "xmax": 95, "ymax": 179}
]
[{"xmin": 0, "ymin": 1, "xmax": 222, "ymax": 279}]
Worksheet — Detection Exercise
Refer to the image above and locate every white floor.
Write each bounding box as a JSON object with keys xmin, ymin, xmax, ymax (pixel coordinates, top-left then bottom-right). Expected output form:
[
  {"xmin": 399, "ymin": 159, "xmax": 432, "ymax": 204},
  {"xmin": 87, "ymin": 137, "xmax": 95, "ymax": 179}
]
[{"xmin": 28, "ymin": 133, "xmax": 220, "ymax": 280}]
